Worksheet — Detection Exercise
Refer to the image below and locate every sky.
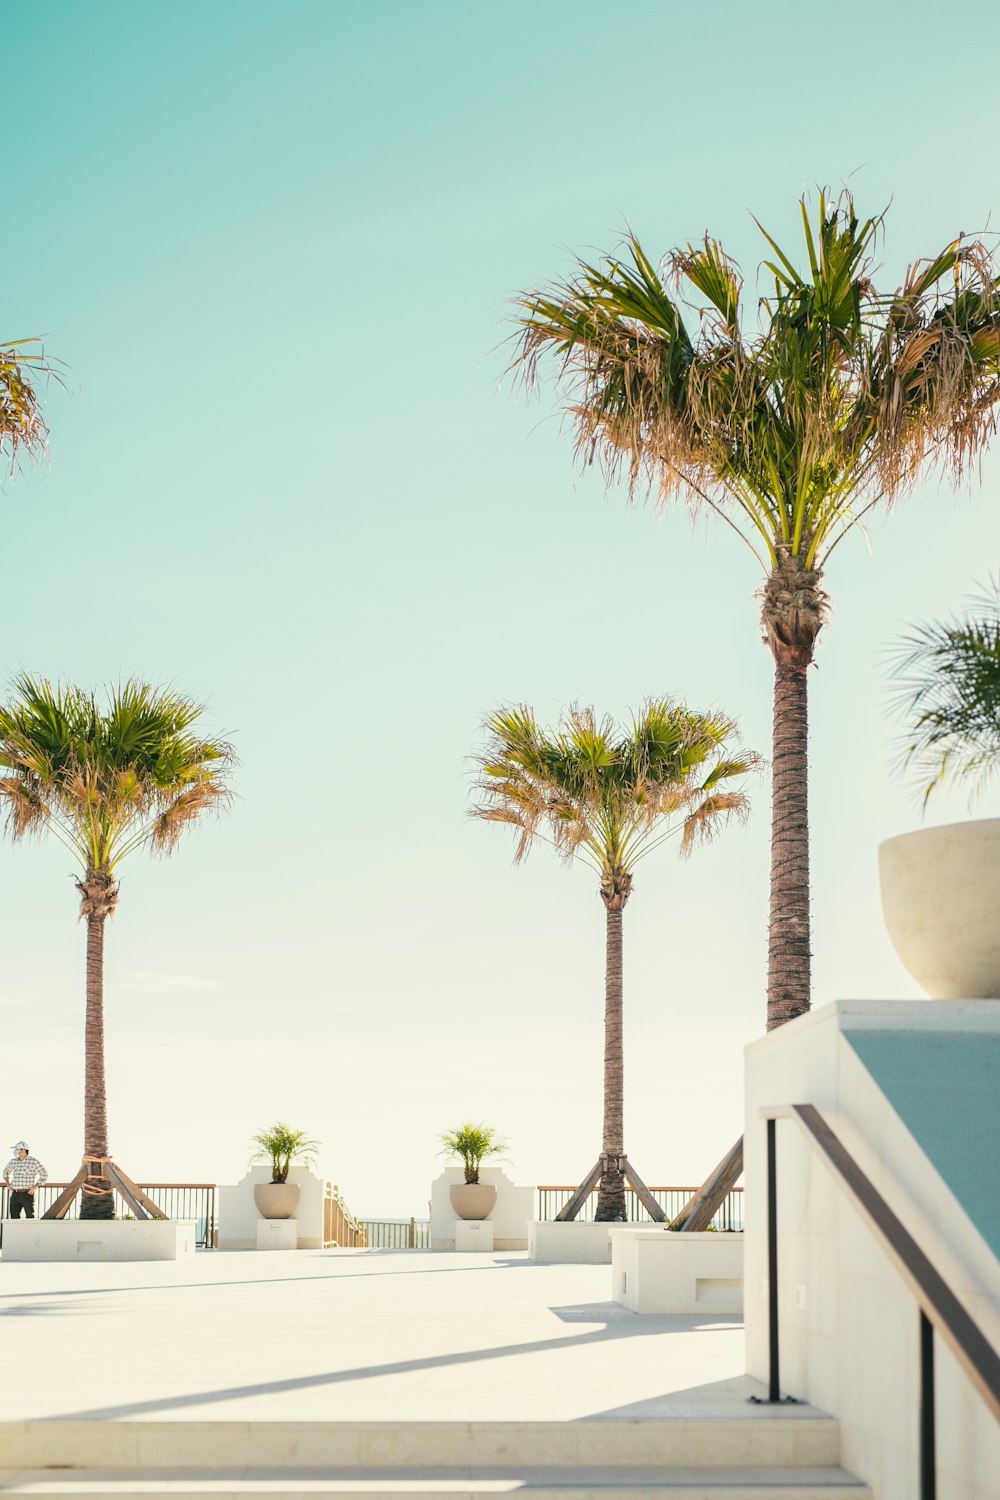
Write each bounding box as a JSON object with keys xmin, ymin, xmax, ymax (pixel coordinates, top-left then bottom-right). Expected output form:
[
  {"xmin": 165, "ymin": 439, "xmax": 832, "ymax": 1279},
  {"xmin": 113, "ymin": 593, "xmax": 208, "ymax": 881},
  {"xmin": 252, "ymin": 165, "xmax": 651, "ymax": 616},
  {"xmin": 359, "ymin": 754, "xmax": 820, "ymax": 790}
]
[{"xmin": 3, "ymin": 0, "xmax": 1000, "ymax": 1217}]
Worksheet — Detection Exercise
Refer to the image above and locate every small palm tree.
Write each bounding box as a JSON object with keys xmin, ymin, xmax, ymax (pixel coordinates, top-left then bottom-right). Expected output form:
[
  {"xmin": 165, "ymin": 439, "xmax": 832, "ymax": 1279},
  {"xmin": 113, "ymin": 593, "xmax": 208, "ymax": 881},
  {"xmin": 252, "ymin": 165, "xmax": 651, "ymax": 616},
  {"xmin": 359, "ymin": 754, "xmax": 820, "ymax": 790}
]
[
  {"xmin": 1, "ymin": 336, "xmax": 53, "ymax": 471},
  {"xmin": 0, "ymin": 676, "xmax": 234, "ymax": 1218},
  {"xmin": 250, "ymin": 1123, "xmax": 320, "ymax": 1183},
  {"xmin": 439, "ymin": 1123, "xmax": 510, "ymax": 1184},
  {"xmin": 472, "ymin": 698, "xmax": 758, "ymax": 1220},
  {"xmin": 891, "ymin": 580, "xmax": 1000, "ymax": 804},
  {"xmin": 512, "ymin": 191, "xmax": 1000, "ymax": 1032}
]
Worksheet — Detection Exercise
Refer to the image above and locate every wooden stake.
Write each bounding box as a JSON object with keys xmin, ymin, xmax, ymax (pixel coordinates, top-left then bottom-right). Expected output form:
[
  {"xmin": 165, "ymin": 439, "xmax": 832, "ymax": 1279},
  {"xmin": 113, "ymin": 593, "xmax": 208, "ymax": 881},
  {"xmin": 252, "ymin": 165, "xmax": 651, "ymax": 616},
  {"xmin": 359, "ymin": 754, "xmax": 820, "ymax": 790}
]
[
  {"xmin": 40, "ymin": 1165, "xmax": 89, "ymax": 1221},
  {"xmin": 674, "ymin": 1136, "xmax": 744, "ymax": 1231},
  {"xmin": 555, "ymin": 1159, "xmax": 604, "ymax": 1222},
  {"xmin": 623, "ymin": 1158, "xmax": 667, "ymax": 1222}
]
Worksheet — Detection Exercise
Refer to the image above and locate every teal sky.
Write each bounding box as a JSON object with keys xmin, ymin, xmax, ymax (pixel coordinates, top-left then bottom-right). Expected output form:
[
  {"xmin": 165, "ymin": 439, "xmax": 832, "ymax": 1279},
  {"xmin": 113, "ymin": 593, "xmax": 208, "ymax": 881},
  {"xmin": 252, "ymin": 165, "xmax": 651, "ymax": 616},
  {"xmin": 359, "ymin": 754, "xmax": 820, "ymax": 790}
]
[{"xmin": 4, "ymin": 0, "xmax": 1000, "ymax": 1215}]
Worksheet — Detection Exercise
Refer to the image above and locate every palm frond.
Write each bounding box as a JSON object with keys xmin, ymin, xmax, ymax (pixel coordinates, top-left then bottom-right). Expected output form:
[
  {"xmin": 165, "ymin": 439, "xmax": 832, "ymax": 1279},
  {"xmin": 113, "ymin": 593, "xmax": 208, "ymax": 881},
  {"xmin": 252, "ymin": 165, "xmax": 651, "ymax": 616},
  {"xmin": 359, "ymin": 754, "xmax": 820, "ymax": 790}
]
[
  {"xmin": 0, "ymin": 337, "xmax": 55, "ymax": 473},
  {"xmin": 510, "ymin": 192, "xmax": 1000, "ymax": 580},
  {"xmin": 471, "ymin": 697, "xmax": 759, "ymax": 892},
  {"xmin": 889, "ymin": 579, "xmax": 1000, "ymax": 804},
  {"xmin": 0, "ymin": 676, "xmax": 236, "ymax": 876}
]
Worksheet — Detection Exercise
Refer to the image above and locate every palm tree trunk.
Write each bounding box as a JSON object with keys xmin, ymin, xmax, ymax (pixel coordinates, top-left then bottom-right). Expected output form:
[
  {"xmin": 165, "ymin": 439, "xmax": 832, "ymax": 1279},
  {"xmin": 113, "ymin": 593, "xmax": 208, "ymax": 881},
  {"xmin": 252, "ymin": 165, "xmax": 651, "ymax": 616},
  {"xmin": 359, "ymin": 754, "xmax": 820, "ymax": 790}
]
[
  {"xmin": 80, "ymin": 900, "xmax": 114, "ymax": 1219},
  {"xmin": 767, "ymin": 655, "xmax": 812, "ymax": 1029},
  {"xmin": 595, "ymin": 901, "xmax": 627, "ymax": 1221}
]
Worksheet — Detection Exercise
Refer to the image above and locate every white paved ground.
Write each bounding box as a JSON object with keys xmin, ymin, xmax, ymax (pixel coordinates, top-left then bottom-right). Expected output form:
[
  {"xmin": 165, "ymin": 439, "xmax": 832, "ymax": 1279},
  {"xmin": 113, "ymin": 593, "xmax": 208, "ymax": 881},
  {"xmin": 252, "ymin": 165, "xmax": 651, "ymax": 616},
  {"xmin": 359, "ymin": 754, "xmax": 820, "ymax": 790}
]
[{"xmin": 0, "ymin": 1249, "xmax": 751, "ymax": 1425}]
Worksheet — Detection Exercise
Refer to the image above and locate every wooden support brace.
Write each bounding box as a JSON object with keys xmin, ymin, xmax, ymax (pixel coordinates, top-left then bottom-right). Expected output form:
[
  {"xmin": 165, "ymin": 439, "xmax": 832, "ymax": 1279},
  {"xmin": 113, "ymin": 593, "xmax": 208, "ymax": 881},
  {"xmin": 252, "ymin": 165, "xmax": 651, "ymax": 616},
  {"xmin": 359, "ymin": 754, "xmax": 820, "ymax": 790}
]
[
  {"xmin": 41, "ymin": 1164, "xmax": 89, "ymax": 1220},
  {"xmin": 674, "ymin": 1136, "xmax": 744, "ymax": 1231},
  {"xmin": 623, "ymin": 1158, "xmax": 668, "ymax": 1222},
  {"xmin": 555, "ymin": 1159, "xmax": 604, "ymax": 1222},
  {"xmin": 105, "ymin": 1164, "xmax": 151, "ymax": 1220},
  {"xmin": 109, "ymin": 1164, "xmax": 167, "ymax": 1220}
]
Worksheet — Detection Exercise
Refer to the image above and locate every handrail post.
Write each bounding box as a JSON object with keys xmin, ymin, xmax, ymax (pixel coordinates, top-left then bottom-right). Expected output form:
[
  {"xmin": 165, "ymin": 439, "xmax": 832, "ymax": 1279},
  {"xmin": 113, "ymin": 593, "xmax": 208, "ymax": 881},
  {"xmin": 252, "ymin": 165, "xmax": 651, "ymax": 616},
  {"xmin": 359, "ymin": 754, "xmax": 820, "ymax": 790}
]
[
  {"xmin": 767, "ymin": 1116, "xmax": 780, "ymax": 1402},
  {"xmin": 920, "ymin": 1310, "xmax": 936, "ymax": 1500}
]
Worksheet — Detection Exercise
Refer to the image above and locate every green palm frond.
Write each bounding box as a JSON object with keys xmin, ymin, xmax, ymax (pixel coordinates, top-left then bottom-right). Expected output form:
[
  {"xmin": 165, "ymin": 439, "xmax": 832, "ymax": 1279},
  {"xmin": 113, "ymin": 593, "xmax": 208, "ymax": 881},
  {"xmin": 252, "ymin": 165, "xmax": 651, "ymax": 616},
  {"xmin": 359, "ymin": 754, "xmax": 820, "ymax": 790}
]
[
  {"xmin": 890, "ymin": 580, "xmax": 1000, "ymax": 804},
  {"xmin": 511, "ymin": 191, "xmax": 1000, "ymax": 575},
  {"xmin": 471, "ymin": 697, "xmax": 761, "ymax": 886},
  {"xmin": 0, "ymin": 675, "xmax": 235, "ymax": 874},
  {"xmin": 249, "ymin": 1122, "xmax": 320, "ymax": 1183},
  {"xmin": 438, "ymin": 1123, "xmax": 510, "ymax": 1175}
]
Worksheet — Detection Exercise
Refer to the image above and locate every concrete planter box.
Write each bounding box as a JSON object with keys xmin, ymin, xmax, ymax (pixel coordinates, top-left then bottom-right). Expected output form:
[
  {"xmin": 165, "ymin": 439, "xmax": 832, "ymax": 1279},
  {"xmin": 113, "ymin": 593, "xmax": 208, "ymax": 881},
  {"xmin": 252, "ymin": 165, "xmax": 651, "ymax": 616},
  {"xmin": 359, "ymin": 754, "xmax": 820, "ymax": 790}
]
[
  {"xmin": 218, "ymin": 1167, "xmax": 330, "ymax": 1249},
  {"xmin": 879, "ymin": 818, "xmax": 1000, "ymax": 998},
  {"xmin": 611, "ymin": 1228, "xmax": 743, "ymax": 1314},
  {"xmin": 1, "ymin": 1219, "xmax": 196, "ymax": 1262},
  {"xmin": 430, "ymin": 1169, "xmax": 533, "ymax": 1250},
  {"xmin": 528, "ymin": 1219, "xmax": 650, "ymax": 1264}
]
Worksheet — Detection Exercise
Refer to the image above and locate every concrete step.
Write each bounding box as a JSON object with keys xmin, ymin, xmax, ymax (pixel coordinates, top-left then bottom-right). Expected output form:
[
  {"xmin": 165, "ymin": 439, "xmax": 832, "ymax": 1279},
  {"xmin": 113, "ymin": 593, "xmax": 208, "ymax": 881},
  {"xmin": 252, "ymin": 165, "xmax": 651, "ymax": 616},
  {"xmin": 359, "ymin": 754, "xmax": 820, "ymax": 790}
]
[
  {"xmin": 0, "ymin": 1464, "xmax": 873, "ymax": 1498},
  {"xmin": 0, "ymin": 1419, "xmax": 843, "ymax": 1472}
]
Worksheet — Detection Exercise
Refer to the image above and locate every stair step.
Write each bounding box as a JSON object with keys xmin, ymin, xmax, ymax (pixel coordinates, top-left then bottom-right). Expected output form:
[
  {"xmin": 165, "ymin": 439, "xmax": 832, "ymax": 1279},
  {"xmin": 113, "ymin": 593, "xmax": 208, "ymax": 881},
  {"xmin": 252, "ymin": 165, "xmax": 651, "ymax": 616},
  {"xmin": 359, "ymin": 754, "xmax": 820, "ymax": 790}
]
[
  {"xmin": 0, "ymin": 1464, "xmax": 873, "ymax": 1498},
  {"xmin": 0, "ymin": 1420, "xmax": 842, "ymax": 1472}
]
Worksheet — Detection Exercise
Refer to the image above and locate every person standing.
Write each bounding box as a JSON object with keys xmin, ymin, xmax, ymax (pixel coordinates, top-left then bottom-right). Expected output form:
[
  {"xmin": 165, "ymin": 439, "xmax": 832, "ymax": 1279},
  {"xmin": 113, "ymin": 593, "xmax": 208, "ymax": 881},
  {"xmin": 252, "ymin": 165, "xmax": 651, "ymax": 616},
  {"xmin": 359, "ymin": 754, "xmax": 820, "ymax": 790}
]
[{"xmin": 4, "ymin": 1141, "xmax": 48, "ymax": 1218}]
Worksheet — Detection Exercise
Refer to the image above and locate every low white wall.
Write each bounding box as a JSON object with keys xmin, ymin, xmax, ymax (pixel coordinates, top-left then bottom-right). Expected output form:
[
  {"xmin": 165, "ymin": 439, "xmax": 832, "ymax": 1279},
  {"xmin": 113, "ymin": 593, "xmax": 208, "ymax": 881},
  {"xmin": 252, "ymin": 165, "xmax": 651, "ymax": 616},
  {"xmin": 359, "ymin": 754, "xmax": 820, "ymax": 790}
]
[
  {"xmin": 528, "ymin": 1219, "xmax": 651, "ymax": 1263},
  {"xmin": 745, "ymin": 1000, "xmax": 1000, "ymax": 1500},
  {"xmin": 218, "ymin": 1167, "xmax": 330, "ymax": 1249},
  {"xmin": 2, "ymin": 1219, "xmax": 195, "ymax": 1261},
  {"xmin": 612, "ymin": 1229, "xmax": 743, "ymax": 1314},
  {"xmin": 430, "ymin": 1168, "xmax": 533, "ymax": 1250}
]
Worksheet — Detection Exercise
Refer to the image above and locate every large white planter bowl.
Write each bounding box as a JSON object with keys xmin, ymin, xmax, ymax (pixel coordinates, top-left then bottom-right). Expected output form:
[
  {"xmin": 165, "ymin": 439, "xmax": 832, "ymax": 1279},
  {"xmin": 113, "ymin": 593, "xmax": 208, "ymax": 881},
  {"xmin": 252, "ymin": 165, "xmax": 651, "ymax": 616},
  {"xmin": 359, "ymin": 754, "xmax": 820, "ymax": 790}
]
[{"xmin": 879, "ymin": 818, "xmax": 1000, "ymax": 998}]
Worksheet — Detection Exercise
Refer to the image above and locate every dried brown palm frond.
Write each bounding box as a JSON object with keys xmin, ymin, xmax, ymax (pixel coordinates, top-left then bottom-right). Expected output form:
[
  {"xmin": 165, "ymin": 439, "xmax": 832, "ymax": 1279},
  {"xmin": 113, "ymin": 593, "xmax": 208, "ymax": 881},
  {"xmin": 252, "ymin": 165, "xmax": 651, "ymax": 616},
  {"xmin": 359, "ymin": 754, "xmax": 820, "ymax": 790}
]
[
  {"xmin": 0, "ymin": 775, "xmax": 50, "ymax": 840},
  {"xmin": 0, "ymin": 337, "xmax": 58, "ymax": 473},
  {"xmin": 680, "ymin": 790, "xmax": 752, "ymax": 854}
]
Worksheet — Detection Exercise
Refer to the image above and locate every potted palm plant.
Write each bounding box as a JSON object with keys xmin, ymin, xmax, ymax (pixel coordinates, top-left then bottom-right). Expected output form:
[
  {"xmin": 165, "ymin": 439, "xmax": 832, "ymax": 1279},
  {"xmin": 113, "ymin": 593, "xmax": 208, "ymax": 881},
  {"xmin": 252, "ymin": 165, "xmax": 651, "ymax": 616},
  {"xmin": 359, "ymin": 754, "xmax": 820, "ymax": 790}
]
[
  {"xmin": 440, "ymin": 1124, "xmax": 509, "ymax": 1220},
  {"xmin": 250, "ymin": 1123, "xmax": 319, "ymax": 1219},
  {"xmin": 881, "ymin": 582, "xmax": 1000, "ymax": 998}
]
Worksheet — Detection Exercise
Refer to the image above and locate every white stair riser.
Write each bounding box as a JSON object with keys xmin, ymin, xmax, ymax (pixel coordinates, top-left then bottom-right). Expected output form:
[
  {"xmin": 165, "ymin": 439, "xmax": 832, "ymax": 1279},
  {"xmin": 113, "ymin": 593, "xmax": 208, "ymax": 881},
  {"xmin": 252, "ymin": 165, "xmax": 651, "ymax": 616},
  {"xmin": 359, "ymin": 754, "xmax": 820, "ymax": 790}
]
[
  {"xmin": 0, "ymin": 1421, "xmax": 841, "ymax": 1471},
  {"xmin": 0, "ymin": 1482, "xmax": 872, "ymax": 1500}
]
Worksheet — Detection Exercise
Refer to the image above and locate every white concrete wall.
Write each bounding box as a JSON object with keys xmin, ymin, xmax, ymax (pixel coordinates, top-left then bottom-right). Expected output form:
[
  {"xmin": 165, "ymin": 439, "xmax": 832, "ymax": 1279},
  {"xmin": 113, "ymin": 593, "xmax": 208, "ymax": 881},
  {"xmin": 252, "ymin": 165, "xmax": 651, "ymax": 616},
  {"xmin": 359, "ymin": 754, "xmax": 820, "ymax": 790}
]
[
  {"xmin": 430, "ymin": 1168, "xmax": 534, "ymax": 1250},
  {"xmin": 218, "ymin": 1166, "xmax": 330, "ymax": 1249},
  {"xmin": 612, "ymin": 1229, "xmax": 743, "ymax": 1314},
  {"xmin": 745, "ymin": 1000, "xmax": 1000, "ymax": 1500},
  {"xmin": 2, "ymin": 1219, "xmax": 195, "ymax": 1261}
]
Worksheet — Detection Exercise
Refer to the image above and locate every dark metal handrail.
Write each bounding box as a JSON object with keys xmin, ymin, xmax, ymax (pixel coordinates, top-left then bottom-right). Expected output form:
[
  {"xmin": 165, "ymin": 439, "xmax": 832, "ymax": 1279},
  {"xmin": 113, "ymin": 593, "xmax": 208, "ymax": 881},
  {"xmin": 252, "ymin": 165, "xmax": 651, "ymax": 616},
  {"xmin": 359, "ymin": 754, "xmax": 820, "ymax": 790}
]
[{"xmin": 761, "ymin": 1103, "xmax": 1000, "ymax": 1500}]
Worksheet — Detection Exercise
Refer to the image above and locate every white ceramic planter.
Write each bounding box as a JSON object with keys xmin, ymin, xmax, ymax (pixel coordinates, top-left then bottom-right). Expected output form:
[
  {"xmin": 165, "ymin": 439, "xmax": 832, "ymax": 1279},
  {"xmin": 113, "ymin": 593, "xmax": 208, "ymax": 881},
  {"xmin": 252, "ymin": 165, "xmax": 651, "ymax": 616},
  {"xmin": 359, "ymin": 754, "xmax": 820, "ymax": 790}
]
[{"xmin": 879, "ymin": 818, "xmax": 1000, "ymax": 999}]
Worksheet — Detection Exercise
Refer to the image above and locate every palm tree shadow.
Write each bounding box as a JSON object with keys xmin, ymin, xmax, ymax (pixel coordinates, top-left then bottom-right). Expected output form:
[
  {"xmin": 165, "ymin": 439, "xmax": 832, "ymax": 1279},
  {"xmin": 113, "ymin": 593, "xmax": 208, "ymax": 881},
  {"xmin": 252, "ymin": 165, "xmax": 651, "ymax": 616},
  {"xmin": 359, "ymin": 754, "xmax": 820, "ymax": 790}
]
[
  {"xmin": 53, "ymin": 1304, "xmax": 702, "ymax": 1421},
  {"xmin": 0, "ymin": 1257, "xmax": 507, "ymax": 1306},
  {"xmin": 0, "ymin": 1300, "xmax": 92, "ymax": 1318}
]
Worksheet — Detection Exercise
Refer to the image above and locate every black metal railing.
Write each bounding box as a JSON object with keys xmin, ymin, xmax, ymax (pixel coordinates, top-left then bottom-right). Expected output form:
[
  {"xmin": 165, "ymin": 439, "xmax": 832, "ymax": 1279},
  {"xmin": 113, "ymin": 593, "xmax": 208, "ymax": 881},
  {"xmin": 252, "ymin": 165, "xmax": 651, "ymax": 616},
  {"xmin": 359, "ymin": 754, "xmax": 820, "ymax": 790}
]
[
  {"xmin": 760, "ymin": 1103, "xmax": 1000, "ymax": 1500},
  {"xmin": 536, "ymin": 1183, "xmax": 744, "ymax": 1229},
  {"xmin": 0, "ymin": 1182, "xmax": 217, "ymax": 1248}
]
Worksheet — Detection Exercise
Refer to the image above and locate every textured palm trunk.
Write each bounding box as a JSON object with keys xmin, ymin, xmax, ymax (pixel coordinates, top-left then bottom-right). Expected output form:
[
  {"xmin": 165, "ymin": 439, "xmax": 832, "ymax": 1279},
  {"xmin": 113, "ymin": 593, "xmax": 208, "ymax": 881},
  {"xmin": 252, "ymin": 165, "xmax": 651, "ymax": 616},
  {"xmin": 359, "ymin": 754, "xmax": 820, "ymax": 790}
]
[
  {"xmin": 762, "ymin": 548, "xmax": 825, "ymax": 1032},
  {"xmin": 595, "ymin": 900, "xmax": 627, "ymax": 1221},
  {"xmin": 79, "ymin": 870, "xmax": 118, "ymax": 1219},
  {"xmin": 766, "ymin": 657, "xmax": 813, "ymax": 1028}
]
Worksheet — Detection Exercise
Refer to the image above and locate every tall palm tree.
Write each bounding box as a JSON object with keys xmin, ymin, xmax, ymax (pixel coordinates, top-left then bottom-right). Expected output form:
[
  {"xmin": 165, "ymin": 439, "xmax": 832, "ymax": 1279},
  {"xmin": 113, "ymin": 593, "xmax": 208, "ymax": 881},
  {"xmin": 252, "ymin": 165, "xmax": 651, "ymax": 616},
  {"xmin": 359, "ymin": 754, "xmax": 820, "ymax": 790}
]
[
  {"xmin": 891, "ymin": 579, "xmax": 1000, "ymax": 803},
  {"xmin": 1, "ymin": 336, "xmax": 52, "ymax": 470},
  {"xmin": 472, "ymin": 698, "xmax": 757, "ymax": 1220},
  {"xmin": 512, "ymin": 192, "xmax": 1000, "ymax": 1031},
  {"xmin": 0, "ymin": 677, "xmax": 234, "ymax": 1219}
]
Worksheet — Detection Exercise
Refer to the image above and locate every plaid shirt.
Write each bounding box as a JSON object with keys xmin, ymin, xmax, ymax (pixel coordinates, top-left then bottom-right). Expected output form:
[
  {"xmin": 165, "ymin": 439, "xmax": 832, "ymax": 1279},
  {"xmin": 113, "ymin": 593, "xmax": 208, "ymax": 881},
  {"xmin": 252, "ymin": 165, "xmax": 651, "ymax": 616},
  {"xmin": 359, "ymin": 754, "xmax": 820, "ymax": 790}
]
[{"xmin": 4, "ymin": 1156, "xmax": 48, "ymax": 1189}]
